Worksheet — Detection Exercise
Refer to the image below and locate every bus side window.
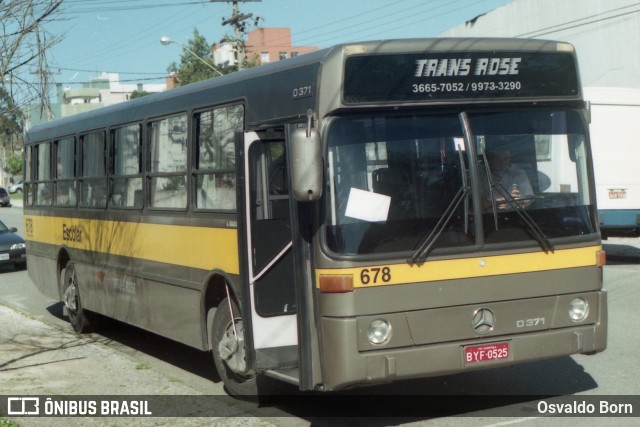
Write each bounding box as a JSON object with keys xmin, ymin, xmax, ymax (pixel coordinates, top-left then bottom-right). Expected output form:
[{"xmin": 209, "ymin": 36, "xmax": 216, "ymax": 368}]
[
  {"xmin": 111, "ymin": 124, "xmax": 143, "ymax": 208},
  {"xmin": 35, "ymin": 141, "xmax": 53, "ymax": 206},
  {"xmin": 80, "ymin": 131, "xmax": 108, "ymax": 208},
  {"xmin": 148, "ymin": 114, "xmax": 188, "ymax": 209},
  {"xmin": 55, "ymin": 136, "xmax": 77, "ymax": 207},
  {"xmin": 266, "ymin": 142, "xmax": 289, "ymax": 219},
  {"xmin": 250, "ymin": 140, "xmax": 289, "ymax": 221},
  {"xmin": 194, "ymin": 105, "xmax": 242, "ymax": 211}
]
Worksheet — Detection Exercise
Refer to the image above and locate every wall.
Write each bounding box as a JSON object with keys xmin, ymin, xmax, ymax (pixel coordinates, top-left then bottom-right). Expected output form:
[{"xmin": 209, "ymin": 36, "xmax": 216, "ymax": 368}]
[{"xmin": 439, "ymin": 0, "xmax": 640, "ymax": 88}]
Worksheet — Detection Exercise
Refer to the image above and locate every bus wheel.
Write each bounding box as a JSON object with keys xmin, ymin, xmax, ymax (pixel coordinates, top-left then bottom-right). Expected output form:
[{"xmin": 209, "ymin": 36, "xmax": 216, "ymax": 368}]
[
  {"xmin": 210, "ymin": 298, "xmax": 257, "ymax": 397},
  {"xmin": 63, "ymin": 262, "xmax": 92, "ymax": 334}
]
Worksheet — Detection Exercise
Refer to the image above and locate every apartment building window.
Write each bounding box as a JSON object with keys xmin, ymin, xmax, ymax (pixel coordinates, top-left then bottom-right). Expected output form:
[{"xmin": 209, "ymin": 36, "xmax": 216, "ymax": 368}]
[
  {"xmin": 260, "ymin": 52, "xmax": 270, "ymax": 63},
  {"xmin": 279, "ymin": 52, "xmax": 287, "ymax": 60}
]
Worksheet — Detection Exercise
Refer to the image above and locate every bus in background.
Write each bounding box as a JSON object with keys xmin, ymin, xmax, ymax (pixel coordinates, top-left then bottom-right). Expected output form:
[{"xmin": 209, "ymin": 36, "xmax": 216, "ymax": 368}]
[
  {"xmin": 23, "ymin": 38, "xmax": 607, "ymax": 397},
  {"xmin": 585, "ymin": 87, "xmax": 640, "ymax": 237}
]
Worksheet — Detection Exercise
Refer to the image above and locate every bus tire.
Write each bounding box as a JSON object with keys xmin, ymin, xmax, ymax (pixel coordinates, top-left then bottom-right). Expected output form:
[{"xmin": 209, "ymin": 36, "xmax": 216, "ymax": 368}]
[
  {"xmin": 63, "ymin": 262, "xmax": 92, "ymax": 334},
  {"xmin": 210, "ymin": 298, "xmax": 258, "ymax": 397}
]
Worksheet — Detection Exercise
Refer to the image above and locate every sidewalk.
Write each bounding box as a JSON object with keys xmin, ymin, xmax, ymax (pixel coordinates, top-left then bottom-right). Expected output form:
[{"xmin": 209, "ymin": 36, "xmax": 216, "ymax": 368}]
[
  {"xmin": 0, "ymin": 305, "xmax": 275, "ymax": 426},
  {"xmin": 9, "ymin": 195, "xmax": 22, "ymax": 208}
]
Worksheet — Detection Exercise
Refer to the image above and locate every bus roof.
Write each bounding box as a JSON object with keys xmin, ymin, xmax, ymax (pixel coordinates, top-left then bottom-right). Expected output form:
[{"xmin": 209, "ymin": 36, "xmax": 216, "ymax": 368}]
[{"xmin": 26, "ymin": 37, "xmax": 580, "ymax": 143}]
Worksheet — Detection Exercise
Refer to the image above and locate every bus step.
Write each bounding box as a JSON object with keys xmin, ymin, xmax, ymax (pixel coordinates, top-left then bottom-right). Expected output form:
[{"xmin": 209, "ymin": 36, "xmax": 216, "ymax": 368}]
[{"xmin": 264, "ymin": 367, "xmax": 300, "ymax": 385}]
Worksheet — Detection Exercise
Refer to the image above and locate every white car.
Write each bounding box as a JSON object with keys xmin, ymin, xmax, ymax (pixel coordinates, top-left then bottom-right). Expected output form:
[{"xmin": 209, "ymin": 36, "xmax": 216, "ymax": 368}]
[{"xmin": 8, "ymin": 180, "xmax": 23, "ymax": 194}]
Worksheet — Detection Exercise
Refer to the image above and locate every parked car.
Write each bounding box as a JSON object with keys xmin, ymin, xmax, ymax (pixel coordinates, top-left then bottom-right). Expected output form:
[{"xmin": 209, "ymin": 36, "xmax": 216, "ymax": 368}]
[
  {"xmin": 0, "ymin": 219, "xmax": 26, "ymax": 270},
  {"xmin": 0, "ymin": 187, "xmax": 10, "ymax": 207},
  {"xmin": 9, "ymin": 180, "xmax": 23, "ymax": 194}
]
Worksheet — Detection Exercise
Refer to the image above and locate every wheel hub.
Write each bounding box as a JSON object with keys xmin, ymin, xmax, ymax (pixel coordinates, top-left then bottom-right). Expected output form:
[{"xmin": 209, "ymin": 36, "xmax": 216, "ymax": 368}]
[
  {"xmin": 218, "ymin": 319, "xmax": 246, "ymax": 374},
  {"xmin": 63, "ymin": 280, "xmax": 78, "ymax": 314}
]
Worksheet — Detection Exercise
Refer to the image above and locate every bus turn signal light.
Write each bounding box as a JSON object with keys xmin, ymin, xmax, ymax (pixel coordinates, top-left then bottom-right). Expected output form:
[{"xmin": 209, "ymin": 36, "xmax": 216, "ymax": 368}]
[
  {"xmin": 596, "ymin": 250, "xmax": 606, "ymax": 267},
  {"xmin": 319, "ymin": 275, "xmax": 354, "ymax": 293}
]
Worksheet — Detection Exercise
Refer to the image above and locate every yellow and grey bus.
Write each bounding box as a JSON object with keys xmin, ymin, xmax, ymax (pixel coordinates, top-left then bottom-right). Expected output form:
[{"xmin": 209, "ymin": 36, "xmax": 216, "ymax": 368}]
[{"xmin": 24, "ymin": 38, "xmax": 607, "ymax": 396}]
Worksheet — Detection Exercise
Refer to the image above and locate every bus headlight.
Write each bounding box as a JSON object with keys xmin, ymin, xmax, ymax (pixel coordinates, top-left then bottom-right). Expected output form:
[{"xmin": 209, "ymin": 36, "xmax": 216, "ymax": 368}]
[
  {"xmin": 367, "ymin": 319, "xmax": 392, "ymax": 345},
  {"xmin": 568, "ymin": 298, "xmax": 589, "ymax": 322}
]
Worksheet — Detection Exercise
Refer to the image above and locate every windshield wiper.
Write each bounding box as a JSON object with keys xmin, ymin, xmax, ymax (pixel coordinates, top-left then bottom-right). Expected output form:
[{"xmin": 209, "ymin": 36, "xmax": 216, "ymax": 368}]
[
  {"xmin": 490, "ymin": 182, "xmax": 554, "ymax": 253},
  {"xmin": 408, "ymin": 185, "xmax": 470, "ymax": 265},
  {"xmin": 481, "ymin": 149, "xmax": 554, "ymax": 253}
]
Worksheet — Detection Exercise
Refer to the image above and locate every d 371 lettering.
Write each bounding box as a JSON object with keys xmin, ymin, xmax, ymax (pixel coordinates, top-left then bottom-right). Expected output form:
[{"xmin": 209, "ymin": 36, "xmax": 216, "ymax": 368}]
[
  {"xmin": 516, "ymin": 317, "xmax": 545, "ymax": 328},
  {"xmin": 62, "ymin": 224, "xmax": 83, "ymax": 243},
  {"xmin": 292, "ymin": 85, "xmax": 312, "ymax": 99}
]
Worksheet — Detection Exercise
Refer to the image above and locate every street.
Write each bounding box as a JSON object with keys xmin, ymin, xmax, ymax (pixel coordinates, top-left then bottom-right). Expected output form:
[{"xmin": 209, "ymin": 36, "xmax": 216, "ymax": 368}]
[{"xmin": 1, "ymin": 200, "xmax": 639, "ymax": 426}]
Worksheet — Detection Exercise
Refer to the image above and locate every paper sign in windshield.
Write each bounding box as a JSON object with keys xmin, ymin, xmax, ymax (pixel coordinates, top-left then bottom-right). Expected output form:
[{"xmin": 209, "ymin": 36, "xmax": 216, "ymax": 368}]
[{"xmin": 345, "ymin": 188, "xmax": 391, "ymax": 222}]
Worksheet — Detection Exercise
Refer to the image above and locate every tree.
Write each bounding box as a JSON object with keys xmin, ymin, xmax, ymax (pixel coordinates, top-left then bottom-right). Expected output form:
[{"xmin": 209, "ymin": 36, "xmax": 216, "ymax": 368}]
[
  {"xmin": 1, "ymin": 88, "xmax": 24, "ymax": 176},
  {"xmin": 0, "ymin": 0, "xmax": 64, "ymax": 117},
  {"xmin": 167, "ymin": 29, "xmax": 224, "ymax": 87},
  {"xmin": 6, "ymin": 154, "xmax": 23, "ymax": 176},
  {"xmin": 1, "ymin": 1, "xmax": 62, "ymax": 180},
  {"xmin": 130, "ymin": 90, "xmax": 151, "ymax": 99}
]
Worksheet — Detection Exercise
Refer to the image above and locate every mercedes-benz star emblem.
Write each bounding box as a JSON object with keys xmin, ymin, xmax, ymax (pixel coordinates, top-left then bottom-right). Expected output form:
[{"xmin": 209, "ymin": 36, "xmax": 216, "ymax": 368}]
[{"xmin": 472, "ymin": 308, "xmax": 495, "ymax": 335}]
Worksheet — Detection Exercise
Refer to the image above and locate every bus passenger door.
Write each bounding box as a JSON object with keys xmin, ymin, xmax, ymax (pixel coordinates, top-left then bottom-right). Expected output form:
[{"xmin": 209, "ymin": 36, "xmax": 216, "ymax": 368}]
[{"xmin": 240, "ymin": 131, "xmax": 298, "ymax": 371}]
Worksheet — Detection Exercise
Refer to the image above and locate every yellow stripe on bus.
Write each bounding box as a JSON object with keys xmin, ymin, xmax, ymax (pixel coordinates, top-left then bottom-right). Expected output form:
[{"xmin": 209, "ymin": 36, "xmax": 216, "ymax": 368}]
[
  {"xmin": 24, "ymin": 215, "xmax": 240, "ymax": 274},
  {"xmin": 316, "ymin": 246, "xmax": 602, "ymax": 288}
]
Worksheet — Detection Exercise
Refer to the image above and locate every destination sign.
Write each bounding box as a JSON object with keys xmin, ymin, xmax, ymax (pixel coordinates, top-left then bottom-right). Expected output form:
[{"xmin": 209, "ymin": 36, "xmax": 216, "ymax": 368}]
[{"xmin": 343, "ymin": 51, "xmax": 579, "ymax": 104}]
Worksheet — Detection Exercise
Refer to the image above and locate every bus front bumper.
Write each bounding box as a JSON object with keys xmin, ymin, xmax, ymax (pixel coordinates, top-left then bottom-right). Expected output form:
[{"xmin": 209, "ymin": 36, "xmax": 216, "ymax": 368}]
[{"xmin": 319, "ymin": 291, "xmax": 607, "ymax": 391}]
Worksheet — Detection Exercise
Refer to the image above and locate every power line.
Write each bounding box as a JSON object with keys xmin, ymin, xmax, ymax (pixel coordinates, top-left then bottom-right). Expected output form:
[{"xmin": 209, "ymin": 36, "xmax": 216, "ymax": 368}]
[
  {"xmin": 55, "ymin": 0, "xmax": 638, "ymax": 87},
  {"xmin": 248, "ymin": 0, "xmax": 416, "ymax": 47},
  {"xmin": 296, "ymin": 0, "xmax": 477, "ymax": 47},
  {"xmin": 516, "ymin": 2, "xmax": 640, "ymax": 38},
  {"xmin": 12, "ymin": 76, "xmax": 166, "ymax": 85},
  {"xmin": 54, "ymin": 4, "xmax": 202, "ymax": 69},
  {"xmin": 62, "ymin": 1, "xmax": 212, "ymax": 14},
  {"xmin": 55, "ymin": 66, "xmax": 167, "ymax": 76},
  {"xmin": 249, "ymin": 0, "xmax": 452, "ymax": 48},
  {"xmin": 350, "ymin": 0, "xmax": 488, "ymax": 43}
]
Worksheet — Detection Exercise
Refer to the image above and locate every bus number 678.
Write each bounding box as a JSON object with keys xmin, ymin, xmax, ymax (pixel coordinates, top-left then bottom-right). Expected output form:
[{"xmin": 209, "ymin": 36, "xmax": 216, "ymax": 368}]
[{"xmin": 360, "ymin": 267, "xmax": 392, "ymax": 285}]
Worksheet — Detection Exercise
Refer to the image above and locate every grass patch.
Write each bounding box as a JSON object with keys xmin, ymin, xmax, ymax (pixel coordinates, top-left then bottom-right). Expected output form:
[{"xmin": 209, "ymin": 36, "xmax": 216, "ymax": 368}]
[
  {"xmin": 135, "ymin": 362, "xmax": 151, "ymax": 370},
  {"xmin": 0, "ymin": 417, "xmax": 19, "ymax": 427}
]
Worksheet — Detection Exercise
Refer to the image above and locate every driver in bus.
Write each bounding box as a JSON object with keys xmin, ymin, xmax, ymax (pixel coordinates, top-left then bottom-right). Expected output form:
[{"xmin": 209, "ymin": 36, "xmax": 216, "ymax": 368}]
[{"xmin": 482, "ymin": 149, "xmax": 533, "ymax": 209}]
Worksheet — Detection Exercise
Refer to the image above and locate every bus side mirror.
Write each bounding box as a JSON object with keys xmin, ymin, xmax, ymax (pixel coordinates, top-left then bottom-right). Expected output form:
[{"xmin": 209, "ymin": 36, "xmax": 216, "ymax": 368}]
[{"xmin": 291, "ymin": 127, "xmax": 323, "ymax": 201}]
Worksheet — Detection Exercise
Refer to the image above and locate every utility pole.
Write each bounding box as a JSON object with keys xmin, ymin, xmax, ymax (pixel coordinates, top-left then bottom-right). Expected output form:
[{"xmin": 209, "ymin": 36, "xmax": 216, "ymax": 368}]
[{"xmin": 211, "ymin": 0, "xmax": 262, "ymax": 70}]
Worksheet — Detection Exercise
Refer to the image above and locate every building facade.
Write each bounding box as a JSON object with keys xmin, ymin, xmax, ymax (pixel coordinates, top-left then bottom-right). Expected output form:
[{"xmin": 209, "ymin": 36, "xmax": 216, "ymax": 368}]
[
  {"xmin": 213, "ymin": 28, "xmax": 318, "ymax": 67},
  {"xmin": 26, "ymin": 73, "xmax": 166, "ymax": 129},
  {"xmin": 438, "ymin": 0, "xmax": 640, "ymax": 89},
  {"xmin": 244, "ymin": 28, "xmax": 317, "ymax": 64}
]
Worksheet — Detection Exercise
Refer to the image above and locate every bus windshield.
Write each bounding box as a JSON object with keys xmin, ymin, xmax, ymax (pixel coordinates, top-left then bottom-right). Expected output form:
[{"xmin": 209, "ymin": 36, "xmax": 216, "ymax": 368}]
[{"xmin": 325, "ymin": 110, "xmax": 597, "ymax": 256}]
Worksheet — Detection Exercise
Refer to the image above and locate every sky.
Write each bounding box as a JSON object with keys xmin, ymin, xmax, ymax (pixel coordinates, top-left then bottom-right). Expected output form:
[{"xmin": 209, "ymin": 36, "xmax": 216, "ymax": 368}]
[{"xmin": 45, "ymin": 0, "xmax": 509, "ymax": 88}]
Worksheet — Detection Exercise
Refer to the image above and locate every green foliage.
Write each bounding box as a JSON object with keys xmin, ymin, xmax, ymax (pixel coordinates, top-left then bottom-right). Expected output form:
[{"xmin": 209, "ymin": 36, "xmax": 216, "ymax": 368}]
[
  {"xmin": 0, "ymin": 88, "xmax": 24, "ymax": 174},
  {"xmin": 6, "ymin": 155, "xmax": 23, "ymax": 176},
  {"xmin": 130, "ymin": 90, "xmax": 151, "ymax": 99},
  {"xmin": 0, "ymin": 88, "xmax": 23, "ymax": 136},
  {"xmin": 0, "ymin": 416, "xmax": 19, "ymax": 427},
  {"xmin": 167, "ymin": 29, "xmax": 222, "ymax": 87}
]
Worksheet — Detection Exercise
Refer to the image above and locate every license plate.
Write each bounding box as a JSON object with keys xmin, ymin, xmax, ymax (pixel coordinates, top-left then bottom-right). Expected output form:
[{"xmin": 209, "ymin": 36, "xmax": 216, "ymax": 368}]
[
  {"xmin": 0, "ymin": 253, "xmax": 9, "ymax": 261},
  {"xmin": 608, "ymin": 189, "xmax": 627, "ymax": 199},
  {"xmin": 464, "ymin": 341, "xmax": 510, "ymax": 364}
]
